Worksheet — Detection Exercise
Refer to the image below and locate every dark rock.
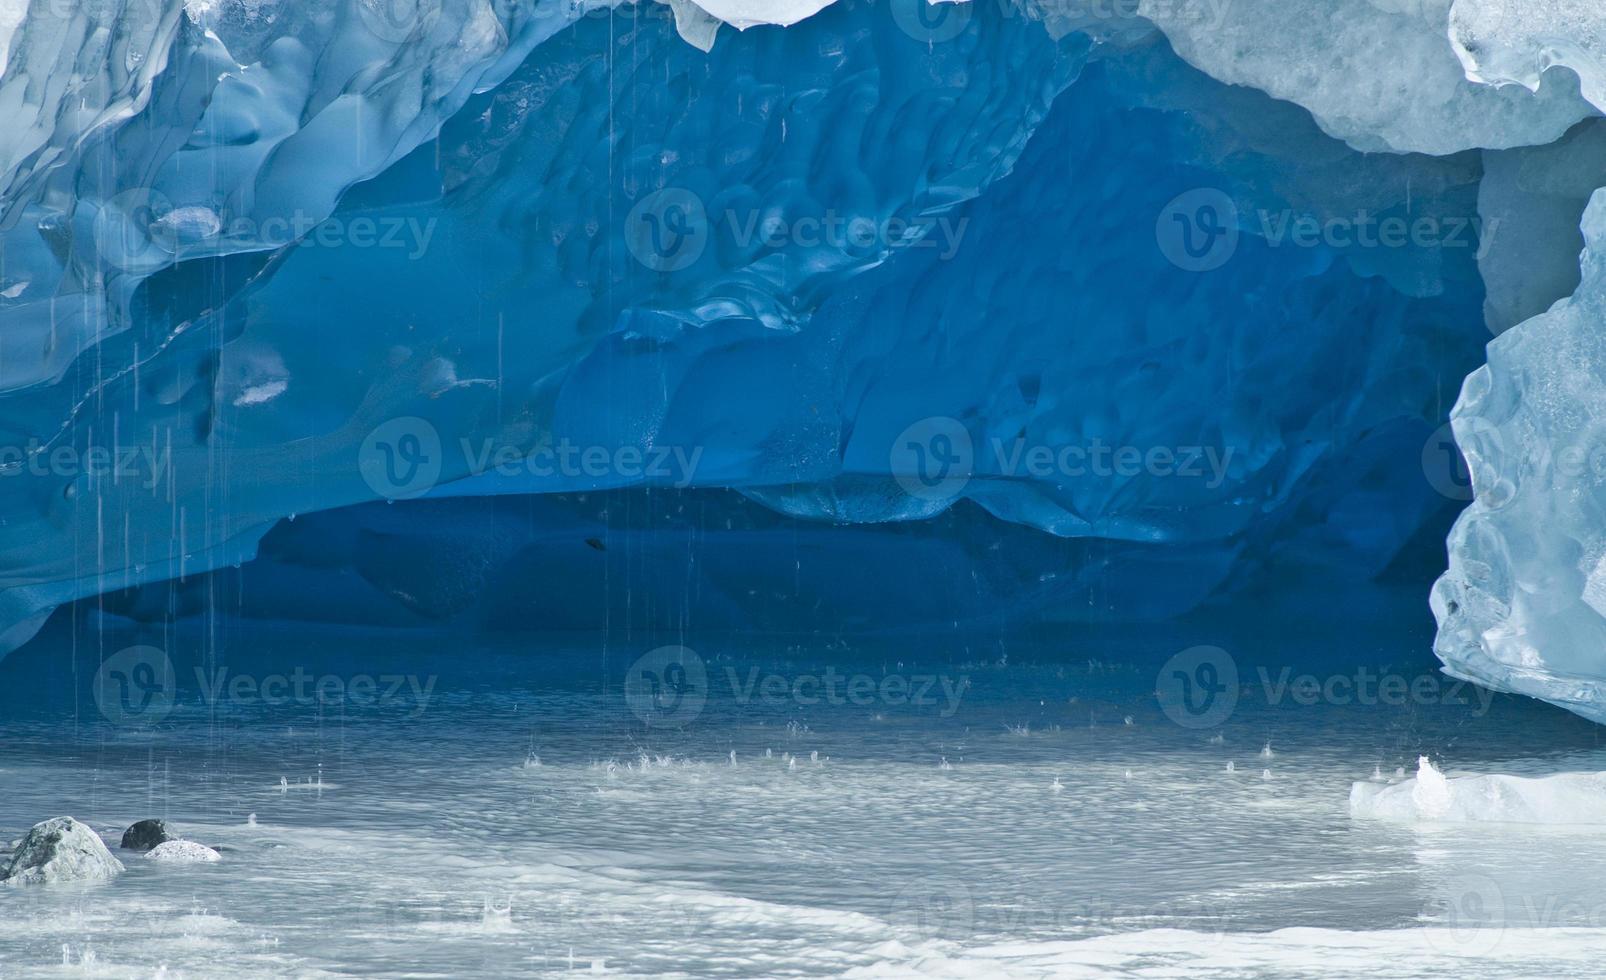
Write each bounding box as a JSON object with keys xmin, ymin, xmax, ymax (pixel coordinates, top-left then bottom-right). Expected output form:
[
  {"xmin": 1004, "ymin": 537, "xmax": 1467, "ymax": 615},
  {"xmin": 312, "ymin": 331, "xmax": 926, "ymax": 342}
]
[{"xmin": 120, "ymin": 819, "xmax": 174, "ymax": 852}]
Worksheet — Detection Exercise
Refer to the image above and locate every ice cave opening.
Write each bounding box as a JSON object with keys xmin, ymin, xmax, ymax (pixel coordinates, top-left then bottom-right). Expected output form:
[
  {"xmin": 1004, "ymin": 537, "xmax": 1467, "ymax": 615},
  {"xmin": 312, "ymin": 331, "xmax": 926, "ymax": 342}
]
[{"xmin": 8, "ymin": 1, "xmax": 1606, "ymax": 975}]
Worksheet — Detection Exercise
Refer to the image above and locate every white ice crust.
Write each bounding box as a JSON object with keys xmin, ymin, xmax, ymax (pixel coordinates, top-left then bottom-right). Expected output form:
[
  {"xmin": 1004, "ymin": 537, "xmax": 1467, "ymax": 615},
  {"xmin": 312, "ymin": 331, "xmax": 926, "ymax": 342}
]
[{"xmin": 1351, "ymin": 757, "xmax": 1606, "ymax": 824}]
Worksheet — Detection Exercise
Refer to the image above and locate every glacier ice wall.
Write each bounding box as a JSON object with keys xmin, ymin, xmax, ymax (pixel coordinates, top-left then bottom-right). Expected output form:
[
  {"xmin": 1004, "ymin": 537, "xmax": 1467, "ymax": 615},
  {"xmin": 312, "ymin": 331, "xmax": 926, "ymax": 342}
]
[
  {"xmin": 3, "ymin": 0, "xmax": 1606, "ymax": 726},
  {"xmin": 1141, "ymin": 0, "xmax": 1595, "ymax": 155},
  {"xmin": 1432, "ymin": 189, "xmax": 1606, "ymax": 723},
  {"xmin": 0, "ymin": 0, "xmax": 1092, "ymax": 650},
  {"xmin": 90, "ymin": 41, "xmax": 1494, "ymax": 636}
]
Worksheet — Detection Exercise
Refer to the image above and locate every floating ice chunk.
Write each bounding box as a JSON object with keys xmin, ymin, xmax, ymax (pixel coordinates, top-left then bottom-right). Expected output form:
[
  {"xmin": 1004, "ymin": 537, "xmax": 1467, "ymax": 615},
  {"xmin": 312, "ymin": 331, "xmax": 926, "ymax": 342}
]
[
  {"xmin": 1350, "ymin": 756, "xmax": 1606, "ymax": 824},
  {"xmin": 147, "ymin": 840, "xmax": 222, "ymax": 863}
]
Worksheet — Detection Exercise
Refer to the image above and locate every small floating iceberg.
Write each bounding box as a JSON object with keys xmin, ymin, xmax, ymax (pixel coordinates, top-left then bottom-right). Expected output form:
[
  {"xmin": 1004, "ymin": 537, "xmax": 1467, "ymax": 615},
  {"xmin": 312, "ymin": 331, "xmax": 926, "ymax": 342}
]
[
  {"xmin": 147, "ymin": 840, "xmax": 222, "ymax": 863},
  {"xmin": 1350, "ymin": 757, "xmax": 1606, "ymax": 825}
]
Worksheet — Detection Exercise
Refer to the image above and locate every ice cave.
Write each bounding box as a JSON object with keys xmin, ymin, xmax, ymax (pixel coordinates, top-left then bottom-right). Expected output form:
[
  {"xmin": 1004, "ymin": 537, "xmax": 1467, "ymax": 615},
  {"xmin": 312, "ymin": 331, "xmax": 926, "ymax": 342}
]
[{"xmin": 4, "ymin": 0, "xmax": 1606, "ymax": 975}]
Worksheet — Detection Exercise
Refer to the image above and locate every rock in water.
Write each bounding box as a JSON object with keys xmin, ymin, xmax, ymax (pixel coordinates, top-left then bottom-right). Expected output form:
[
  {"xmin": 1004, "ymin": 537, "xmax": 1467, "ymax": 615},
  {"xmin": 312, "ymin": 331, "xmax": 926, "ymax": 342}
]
[
  {"xmin": 146, "ymin": 840, "xmax": 221, "ymax": 863},
  {"xmin": 0, "ymin": 817, "xmax": 124, "ymax": 885},
  {"xmin": 120, "ymin": 819, "xmax": 174, "ymax": 852}
]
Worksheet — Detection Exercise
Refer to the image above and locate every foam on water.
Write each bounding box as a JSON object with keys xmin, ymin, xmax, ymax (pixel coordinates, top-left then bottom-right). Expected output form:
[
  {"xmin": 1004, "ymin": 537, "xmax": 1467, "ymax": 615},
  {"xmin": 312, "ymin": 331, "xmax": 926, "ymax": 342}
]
[{"xmin": 2, "ymin": 611, "xmax": 1605, "ymax": 977}]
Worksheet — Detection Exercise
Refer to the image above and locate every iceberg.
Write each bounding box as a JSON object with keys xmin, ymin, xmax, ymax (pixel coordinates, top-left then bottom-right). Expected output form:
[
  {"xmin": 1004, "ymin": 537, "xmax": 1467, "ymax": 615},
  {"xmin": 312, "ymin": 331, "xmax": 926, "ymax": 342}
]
[
  {"xmin": 1432, "ymin": 188, "xmax": 1606, "ymax": 723},
  {"xmin": 1351, "ymin": 757, "xmax": 1606, "ymax": 825}
]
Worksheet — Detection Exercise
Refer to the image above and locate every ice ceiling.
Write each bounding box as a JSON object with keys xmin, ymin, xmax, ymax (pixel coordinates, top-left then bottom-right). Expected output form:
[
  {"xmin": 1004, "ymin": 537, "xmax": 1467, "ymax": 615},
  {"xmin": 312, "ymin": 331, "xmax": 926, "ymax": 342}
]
[{"xmin": 2, "ymin": 0, "xmax": 1606, "ymax": 719}]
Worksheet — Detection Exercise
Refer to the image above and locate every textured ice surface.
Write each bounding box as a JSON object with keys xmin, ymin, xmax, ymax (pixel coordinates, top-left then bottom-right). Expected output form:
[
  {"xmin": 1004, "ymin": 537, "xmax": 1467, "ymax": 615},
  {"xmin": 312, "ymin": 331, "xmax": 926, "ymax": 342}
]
[
  {"xmin": 25, "ymin": 36, "xmax": 1492, "ymax": 640},
  {"xmin": 1141, "ymin": 0, "xmax": 1597, "ymax": 154},
  {"xmin": 1476, "ymin": 119, "xmax": 1606, "ymax": 334},
  {"xmin": 685, "ymin": 0, "xmax": 838, "ymax": 30},
  {"xmin": 1350, "ymin": 756, "xmax": 1606, "ymax": 823},
  {"xmin": 0, "ymin": 0, "xmax": 1090, "ymax": 652},
  {"xmin": 1452, "ymin": 0, "xmax": 1606, "ymax": 112},
  {"xmin": 1432, "ymin": 191, "xmax": 1606, "ymax": 723}
]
